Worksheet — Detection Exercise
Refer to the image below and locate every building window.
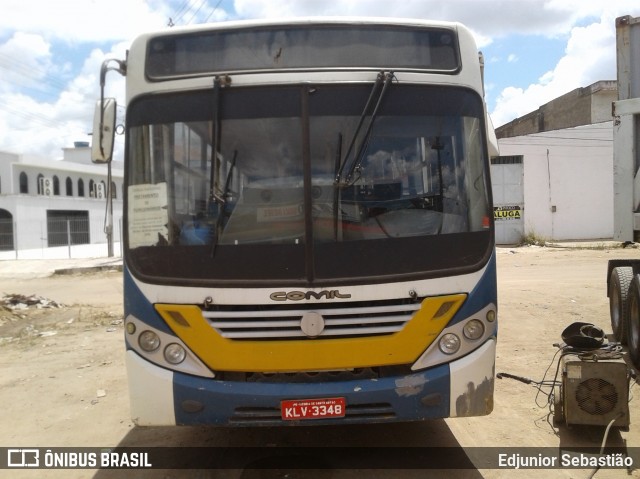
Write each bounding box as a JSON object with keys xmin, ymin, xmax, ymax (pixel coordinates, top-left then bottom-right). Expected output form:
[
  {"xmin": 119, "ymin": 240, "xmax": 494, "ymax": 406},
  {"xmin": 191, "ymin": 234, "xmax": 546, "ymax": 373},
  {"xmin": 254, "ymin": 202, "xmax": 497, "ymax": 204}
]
[
  {"xmin": 78, "ymin": 178, "xmax": 85, "ymax": 197},
  {"xmin": 19, "ymin": 172, "xmax": 29, "ymax": 194},
  {"xmin": 46, "ymin": 210, "xmax": 90, "ymax": 247},
  {"xmin": 53, "ymin": 176, "xmax": 60, "ymax": 196},
  {"xmin": 111, "ymin": 181, "xmax": 117, "ymax": 199},
  {"xmin": 66, "ymin": 177, "xmax": 73, "ymax": 196},
  {"xmin": 491, "ymin": 155, "xmax": 524, "ymax": 165}
]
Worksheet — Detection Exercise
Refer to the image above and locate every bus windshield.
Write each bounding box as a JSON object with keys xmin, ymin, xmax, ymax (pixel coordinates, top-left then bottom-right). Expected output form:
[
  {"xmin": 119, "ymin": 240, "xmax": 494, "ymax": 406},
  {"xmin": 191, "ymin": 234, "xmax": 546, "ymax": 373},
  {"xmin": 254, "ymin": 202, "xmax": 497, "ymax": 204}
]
[{"xmin": 126, "ymin": 83, "xmax": 492, "ymax": 285}]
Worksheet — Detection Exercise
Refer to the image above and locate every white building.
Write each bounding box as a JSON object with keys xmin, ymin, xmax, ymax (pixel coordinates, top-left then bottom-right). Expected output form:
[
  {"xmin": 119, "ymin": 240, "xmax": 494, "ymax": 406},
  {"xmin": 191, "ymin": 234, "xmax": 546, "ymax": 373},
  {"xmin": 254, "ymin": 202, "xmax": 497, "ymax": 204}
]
[
  {"xmin": 492, "ymin": 81, "xmax": 615, "ymax": 244},
  {"xmin": 0, "ymin": 144, "xmax": 123, "ymax": 258},
  {"xmin": 494, "ymin": 123, "xmax": 613, "ymax": 244}
]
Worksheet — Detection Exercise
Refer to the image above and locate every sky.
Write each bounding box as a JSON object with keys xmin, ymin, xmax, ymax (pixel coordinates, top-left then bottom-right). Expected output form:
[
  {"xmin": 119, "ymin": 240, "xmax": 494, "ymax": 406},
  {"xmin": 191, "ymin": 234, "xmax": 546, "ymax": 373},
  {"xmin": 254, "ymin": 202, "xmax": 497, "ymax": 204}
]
[{"xmin": 1, "ymin": 0, "xmax": 639, "ymax": 160}]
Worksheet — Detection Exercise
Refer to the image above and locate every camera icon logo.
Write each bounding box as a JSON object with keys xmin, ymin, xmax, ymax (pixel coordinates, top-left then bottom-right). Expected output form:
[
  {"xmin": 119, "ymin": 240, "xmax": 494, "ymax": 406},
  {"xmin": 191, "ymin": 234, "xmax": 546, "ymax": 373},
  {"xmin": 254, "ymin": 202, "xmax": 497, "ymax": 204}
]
[{"xmin": 7, "ymin": 449, "xmax": 39, "ymax": 468}]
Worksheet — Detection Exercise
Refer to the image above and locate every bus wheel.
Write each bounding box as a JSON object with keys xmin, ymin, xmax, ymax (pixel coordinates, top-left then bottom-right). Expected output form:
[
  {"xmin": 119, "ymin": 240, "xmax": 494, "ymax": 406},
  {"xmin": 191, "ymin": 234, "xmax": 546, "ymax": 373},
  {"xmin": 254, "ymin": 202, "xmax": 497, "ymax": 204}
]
[
  {"xmin": 626, "ymin": 274, "xmax": 640, "ymax": 369},
  {"xmin": 610, "ymin": 266, "xmax": 633, "ymax": 344}
]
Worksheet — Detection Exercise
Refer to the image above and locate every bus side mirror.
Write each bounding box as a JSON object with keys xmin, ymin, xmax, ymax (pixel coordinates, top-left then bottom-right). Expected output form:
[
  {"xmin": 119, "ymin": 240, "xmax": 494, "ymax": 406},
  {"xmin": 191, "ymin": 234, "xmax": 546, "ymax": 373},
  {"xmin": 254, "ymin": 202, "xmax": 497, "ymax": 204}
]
[{"xmin": 92, "ymin": 98, "xmax": 117, "ymax": 163}]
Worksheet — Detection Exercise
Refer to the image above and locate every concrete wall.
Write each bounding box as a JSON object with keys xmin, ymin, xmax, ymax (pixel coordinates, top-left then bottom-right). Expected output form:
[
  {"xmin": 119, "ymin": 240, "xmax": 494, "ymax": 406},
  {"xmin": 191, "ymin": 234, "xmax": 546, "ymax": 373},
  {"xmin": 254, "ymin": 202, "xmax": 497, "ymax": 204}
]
[
  {"xmin": 591, "ymin": 88, "xmax": 617, "ymax": 123},
  {"xmin": 496, "ymin": 81, "xmax": 617, "ymax": 139},
  {"xmin": 0, "ymin": 152, "xmax": 15, "ymax": 194},
  {"xmin": 497, "ymin": 122, "xmax": 613, "ymax": 241},
  {"xmin": 541, "ymin": 88, "xmax": 592, "ymax": 132}
]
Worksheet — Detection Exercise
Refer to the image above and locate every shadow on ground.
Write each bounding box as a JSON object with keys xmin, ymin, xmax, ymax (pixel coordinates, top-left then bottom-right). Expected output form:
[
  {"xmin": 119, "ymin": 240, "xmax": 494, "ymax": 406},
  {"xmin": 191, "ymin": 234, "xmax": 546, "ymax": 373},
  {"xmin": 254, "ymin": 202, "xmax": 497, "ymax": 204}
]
[{"xmin": 93, "ymin": 420, "xmax": 485, "ymax": 479}]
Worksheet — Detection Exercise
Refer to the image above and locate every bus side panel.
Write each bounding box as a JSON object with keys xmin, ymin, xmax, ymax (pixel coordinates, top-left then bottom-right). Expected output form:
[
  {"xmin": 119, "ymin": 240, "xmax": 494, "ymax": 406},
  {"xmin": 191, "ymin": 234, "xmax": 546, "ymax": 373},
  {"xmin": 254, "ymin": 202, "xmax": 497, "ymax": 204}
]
[
  {"xmin": 449, "ymin": 339, "xmax": 495, "ymax": 417},
  {"xmin": 449, "ymin": 250, "xmax": 497, "ymax": 326},
  {"xmin": 127, "ymin": 350, "xmax": 176, "ymax": 426},
  {"xmin": 124, "ymin": 265, "xmax": 173, "ymax": 333}
]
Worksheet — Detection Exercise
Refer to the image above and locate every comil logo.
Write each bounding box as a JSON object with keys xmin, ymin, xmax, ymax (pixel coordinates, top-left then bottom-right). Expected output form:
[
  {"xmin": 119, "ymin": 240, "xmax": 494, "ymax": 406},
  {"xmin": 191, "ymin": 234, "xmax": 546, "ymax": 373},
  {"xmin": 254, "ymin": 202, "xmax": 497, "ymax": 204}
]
[
  {"xmin": 7, "ymin": 449, "xmax": 39, "ymax": 468},
  {"xmin": 270, "ymin": 290, "xmax": 351, "ymax": 301}
]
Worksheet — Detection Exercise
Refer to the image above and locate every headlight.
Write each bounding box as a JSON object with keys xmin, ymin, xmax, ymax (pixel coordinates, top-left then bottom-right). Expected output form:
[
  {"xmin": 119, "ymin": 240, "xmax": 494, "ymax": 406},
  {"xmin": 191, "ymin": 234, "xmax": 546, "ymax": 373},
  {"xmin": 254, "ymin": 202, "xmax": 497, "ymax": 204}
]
[
  {"xmin": 439, "ymin": 333, "xmax": 461, "ymax": 355},
  {"xmin": 463, "ymin": 319, "xmax": 485, "ymax": 340},
  {"xmin": 126, "ymin": 322, "xmax": 136, "ymax": 335},
  {"xmin": 164, "ymin": 343, "xmax": 187, "ymax": 364},
  {"xmin": 126, "ymin": 315, "xmax": 215, "ymax": 378},
  {"xmin": 139, "ymin": 330, "xmax": 160, "ymax": 352}
]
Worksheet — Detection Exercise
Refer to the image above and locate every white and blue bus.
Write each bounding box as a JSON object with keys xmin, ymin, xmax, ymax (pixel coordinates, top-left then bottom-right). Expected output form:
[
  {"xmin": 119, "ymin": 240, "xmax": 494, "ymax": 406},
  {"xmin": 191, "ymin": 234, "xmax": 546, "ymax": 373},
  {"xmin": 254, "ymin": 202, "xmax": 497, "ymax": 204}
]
[{"xmin": 94, "ymin": 17, "xmax": 498, "ymax": 426}]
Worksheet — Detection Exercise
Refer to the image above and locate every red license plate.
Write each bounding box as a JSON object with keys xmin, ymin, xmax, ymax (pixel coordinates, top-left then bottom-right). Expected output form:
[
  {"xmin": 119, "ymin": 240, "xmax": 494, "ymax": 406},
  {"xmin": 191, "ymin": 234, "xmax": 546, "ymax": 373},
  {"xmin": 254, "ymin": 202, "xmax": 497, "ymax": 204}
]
[{"xmin": 281, "ymin": 397, "xmax": 346, "ymax": 421}]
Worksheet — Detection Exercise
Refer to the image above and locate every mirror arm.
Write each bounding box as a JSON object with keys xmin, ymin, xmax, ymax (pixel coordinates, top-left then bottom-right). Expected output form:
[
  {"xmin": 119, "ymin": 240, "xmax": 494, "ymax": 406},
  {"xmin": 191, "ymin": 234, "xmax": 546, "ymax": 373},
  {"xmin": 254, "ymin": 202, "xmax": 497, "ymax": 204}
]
[{"xmin": 98, "ymin": 59, "xmax": 127, "ymax": 161}]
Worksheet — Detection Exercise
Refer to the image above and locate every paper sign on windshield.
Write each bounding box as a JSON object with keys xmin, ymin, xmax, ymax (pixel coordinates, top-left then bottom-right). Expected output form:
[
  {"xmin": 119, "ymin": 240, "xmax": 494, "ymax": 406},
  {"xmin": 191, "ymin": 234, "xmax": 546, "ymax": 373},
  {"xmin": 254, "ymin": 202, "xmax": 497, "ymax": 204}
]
[{"xmin": 128, "ymin": 183, "xmax": 169, "ymax": 248}]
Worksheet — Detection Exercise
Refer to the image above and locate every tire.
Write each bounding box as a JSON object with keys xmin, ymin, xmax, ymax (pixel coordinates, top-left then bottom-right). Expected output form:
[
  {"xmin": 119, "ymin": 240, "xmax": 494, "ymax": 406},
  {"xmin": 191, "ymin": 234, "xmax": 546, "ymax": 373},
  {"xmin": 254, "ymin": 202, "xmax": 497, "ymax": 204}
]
[
  {"xmin": 626, "ymin": 274, "xmax": 640, "ymax": 369},
  {"xmin": 609, "ymin": 267, "xmax": 633, "ymax": 344}
]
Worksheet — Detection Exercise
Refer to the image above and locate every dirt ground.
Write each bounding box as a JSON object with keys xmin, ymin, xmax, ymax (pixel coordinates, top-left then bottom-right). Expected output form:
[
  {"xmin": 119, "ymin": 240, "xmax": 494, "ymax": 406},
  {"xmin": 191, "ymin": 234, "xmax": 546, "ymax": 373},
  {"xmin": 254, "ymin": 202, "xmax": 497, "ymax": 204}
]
[{"xmin": 1, "ymin": 245, "xmax": 639, "ymax": 478}]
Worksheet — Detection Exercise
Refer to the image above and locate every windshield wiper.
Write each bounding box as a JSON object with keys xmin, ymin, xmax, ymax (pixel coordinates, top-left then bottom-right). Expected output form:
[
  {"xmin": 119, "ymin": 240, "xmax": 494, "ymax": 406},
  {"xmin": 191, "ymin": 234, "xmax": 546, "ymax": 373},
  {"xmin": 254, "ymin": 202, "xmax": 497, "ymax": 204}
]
[
  {"xmin": 335, "ymin": 71, "xmax": 395, "ymax": 187},
  {"xmin": 209, "ymin": 76, "xmax": 222, "ymax": 206},
  {"xmin": 332, "ymin": 133, "xmax": 342, "ymax": 241},
  {"xmin": 211, "ymin": 150, "xmax": 237, "ymax": 258},
  {"xmin": 334, "ymin": 71, "xmax": 384, "ymax": 186}
]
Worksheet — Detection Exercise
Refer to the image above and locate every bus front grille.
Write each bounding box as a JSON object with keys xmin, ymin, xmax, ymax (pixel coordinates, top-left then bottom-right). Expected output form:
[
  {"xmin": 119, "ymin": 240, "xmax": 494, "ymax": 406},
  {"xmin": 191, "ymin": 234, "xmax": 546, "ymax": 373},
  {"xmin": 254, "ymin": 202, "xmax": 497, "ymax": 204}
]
[{"xmin": 201, "ymin": 299, "xmax": 422, "ymax": 340}]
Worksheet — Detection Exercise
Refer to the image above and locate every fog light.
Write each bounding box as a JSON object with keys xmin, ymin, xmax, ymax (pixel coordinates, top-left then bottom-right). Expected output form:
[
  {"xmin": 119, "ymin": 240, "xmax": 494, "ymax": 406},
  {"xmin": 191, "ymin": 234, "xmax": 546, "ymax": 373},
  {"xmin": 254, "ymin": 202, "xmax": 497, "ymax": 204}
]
[
  {"xmin": 164, "ymin": 343, "xmax": 187, "ymax": 364},
  {"xmin": 486, "ymin": 310, "xmax": 496, "ymax": 322},
  {"xmin": 463, "ymin": 319, "xmax": 485, "ymax": 340},
  {"xmin": 126, "ymin": 322, "xmax": 136, "ymax": 335},
  {"xmin": 139, "ymin": 330, "xmax": 160, "ymax": 352},
  {"xmin": 439, "ymin": 333, "xmax": 460, "ymax": 355}
]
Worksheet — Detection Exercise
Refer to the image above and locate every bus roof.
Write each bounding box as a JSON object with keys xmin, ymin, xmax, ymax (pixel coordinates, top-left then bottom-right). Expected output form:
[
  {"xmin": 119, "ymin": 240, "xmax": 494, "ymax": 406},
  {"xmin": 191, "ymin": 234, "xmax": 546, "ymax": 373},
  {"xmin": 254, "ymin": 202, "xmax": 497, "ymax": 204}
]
[
  {"xmin": 146, "ymin": 16, "xmax": 467, "ymax": 36},
  {"xmin": 124, "ymin": 17, "xmax": 484, "ymax": 102}
]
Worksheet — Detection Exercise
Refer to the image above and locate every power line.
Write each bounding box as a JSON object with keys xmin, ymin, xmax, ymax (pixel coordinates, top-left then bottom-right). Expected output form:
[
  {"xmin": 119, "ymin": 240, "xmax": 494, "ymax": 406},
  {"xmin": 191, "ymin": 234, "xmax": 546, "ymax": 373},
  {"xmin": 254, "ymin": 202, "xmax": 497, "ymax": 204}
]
[
  {"xmin": 500, "ymin": 139, "xmax": 611, "ymax": 145},
  {"xmin": 168, "ymin": 0, "xmax": 193, "ymax": 25},
  {"xmin": 500, "ymin": 142, "xmax": 612, "ymax": 148},
  {"xmin": 522, "ymin": 134, "xmax": 612, "ymax": 142},
  {"xmin": 0, "ymin": 102, "xmax": 82, "ymax": 131},
  {"xmin": 170, "ymin": 0, "xmax": 225, "ymax": 26},
  {"xmin": 185, "ymin": 0, "xmax": 209, "ymax": 25},
  {"xmin": 500, "ymin": 131, "xmax": 613, "ymax": 144},
  {"xmin": 171, "ymin": 0, "xmax": 193, "ymax": 21},
  {"xmin": 0, "ymin": 52, "xmax": 71, "ymax": 101},
  {"xmin": 205, "ymin": 0, "xmax": 224, "ymax": 23}
]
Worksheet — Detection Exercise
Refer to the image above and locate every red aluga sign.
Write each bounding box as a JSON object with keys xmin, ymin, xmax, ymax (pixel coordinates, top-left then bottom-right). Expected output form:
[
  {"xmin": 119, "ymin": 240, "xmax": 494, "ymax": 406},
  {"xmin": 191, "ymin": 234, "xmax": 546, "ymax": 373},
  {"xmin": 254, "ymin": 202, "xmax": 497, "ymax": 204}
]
[{"xmin": 281, "ymin": 397, "xmax": 346, "ymax": 421}]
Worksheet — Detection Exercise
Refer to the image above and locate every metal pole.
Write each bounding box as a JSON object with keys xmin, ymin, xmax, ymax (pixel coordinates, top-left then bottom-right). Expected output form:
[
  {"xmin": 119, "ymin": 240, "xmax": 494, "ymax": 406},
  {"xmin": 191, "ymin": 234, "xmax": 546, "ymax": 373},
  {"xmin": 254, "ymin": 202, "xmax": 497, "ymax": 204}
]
[
  {"xmin": 67, "ymin": 219, "xmax": 72, "ymax": 259},
  {"xmin": 106, "ymin": 161, "xmax": 114, "ymax": 257}
]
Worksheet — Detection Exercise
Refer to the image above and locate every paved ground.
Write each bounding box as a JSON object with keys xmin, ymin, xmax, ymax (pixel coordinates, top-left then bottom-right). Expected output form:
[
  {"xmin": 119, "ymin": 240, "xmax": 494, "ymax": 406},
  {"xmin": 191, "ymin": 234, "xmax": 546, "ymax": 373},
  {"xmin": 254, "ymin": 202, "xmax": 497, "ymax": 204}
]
[{"xmin": 0, "ymin": 256, "xmax": 123, "ymax": 279}]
